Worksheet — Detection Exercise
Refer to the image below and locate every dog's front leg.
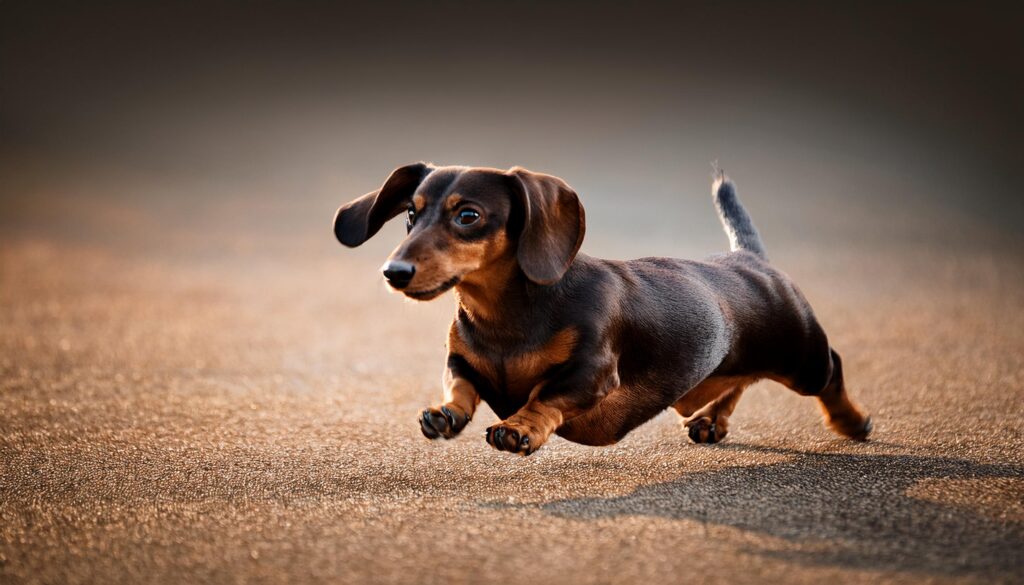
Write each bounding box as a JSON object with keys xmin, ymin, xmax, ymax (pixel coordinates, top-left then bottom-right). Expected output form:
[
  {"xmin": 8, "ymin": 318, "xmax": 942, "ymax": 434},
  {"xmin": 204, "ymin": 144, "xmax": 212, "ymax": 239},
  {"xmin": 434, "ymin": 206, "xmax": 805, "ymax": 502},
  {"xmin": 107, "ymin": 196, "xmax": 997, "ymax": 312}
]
[
  {"xmin": 485, "ymin": 389, "xmax": 562, "ymax": 455},
  {"xmin": 419, "ymin": 367, "xmax": 479, "ymax": 440},
  {"xmin": 486, "ymin": 362, "xmax": 617, "ymax": 456}
]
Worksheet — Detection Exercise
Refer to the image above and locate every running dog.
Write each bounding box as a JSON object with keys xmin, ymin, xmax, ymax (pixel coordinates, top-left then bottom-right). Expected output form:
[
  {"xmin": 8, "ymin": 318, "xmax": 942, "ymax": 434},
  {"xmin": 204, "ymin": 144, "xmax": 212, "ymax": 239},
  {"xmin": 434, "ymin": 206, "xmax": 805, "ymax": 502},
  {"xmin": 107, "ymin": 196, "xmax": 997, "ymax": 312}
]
[{"xmin": 333, "ymin": 164, "xmax": 871, "ymax": 455}]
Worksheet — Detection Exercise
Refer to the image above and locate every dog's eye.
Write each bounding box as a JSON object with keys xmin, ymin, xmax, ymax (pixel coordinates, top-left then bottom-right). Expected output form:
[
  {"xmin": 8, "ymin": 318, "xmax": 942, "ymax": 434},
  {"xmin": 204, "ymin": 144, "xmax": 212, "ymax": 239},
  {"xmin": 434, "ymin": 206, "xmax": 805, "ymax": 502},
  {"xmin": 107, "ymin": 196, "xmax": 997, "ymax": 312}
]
[
  {"xmin": 454, "ymin": 209, "xmax": 481, "ymax": 226},
  {"xmin": 406, "ymin": 207, "xmax": 416, "ymax": 232}
]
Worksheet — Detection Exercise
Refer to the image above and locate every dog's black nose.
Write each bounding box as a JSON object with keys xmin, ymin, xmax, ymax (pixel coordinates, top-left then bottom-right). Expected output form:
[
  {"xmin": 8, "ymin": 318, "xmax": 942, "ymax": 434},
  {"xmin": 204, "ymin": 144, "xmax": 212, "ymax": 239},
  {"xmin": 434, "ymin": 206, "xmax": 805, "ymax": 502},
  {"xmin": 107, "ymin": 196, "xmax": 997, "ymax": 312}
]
[{"xmin": 381, "ymin": 260, "xmax": 416, "ymax": 289}]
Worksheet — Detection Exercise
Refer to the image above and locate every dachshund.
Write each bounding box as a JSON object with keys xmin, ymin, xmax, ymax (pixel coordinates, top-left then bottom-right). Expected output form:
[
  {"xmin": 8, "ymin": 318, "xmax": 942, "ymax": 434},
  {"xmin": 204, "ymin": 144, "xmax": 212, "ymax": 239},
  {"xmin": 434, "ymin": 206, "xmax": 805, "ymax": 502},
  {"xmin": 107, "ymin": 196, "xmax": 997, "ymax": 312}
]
[{"xmin": 333, "ymin": 164, "xmax": 871, "ymax": 455}]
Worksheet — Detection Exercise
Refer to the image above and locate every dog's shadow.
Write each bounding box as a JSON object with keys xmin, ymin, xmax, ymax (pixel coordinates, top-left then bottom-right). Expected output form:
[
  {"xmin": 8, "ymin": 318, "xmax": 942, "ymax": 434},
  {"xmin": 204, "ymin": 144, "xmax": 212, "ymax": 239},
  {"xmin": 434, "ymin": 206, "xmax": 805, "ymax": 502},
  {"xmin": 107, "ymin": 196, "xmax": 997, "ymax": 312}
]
[{"xmin": 496, "ymin": 444, "xmax": 1024, "ymax": 578}]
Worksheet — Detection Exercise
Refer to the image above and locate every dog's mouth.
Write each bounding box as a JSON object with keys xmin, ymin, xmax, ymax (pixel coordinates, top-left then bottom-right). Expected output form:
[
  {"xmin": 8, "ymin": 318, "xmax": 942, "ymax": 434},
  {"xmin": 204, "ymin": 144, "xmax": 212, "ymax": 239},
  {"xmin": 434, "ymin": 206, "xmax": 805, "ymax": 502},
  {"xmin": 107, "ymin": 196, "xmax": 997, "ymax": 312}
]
[{"xmin": 403, "ymin": 275, "xmax": 461, "ymax": 300}]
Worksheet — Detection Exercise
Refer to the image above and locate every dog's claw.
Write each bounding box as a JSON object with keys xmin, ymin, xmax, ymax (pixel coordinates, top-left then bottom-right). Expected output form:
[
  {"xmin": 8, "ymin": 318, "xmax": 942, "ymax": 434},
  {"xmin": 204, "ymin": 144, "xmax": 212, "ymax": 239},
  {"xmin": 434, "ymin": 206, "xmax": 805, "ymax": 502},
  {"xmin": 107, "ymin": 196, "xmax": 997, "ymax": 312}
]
[
  {"xmin": 520, "ymin": 436, "xmax": 534, "ymax": 456},
  {"xmin": 420, "ymin": 410, "xmax": 441, "ymax": 439},
  {"xmin": 440, "ymin": 405, "xmax": 456, "ymax": 428},
  {"xmin": 419, "ymin": 404, "xmax": 470, "ymax": 440},
  {"xmin": 492, "ymin": 427, "xmax": 507, "ymax": 450},
  {"xmin": 687, "ymin": 417, "xmax": 724, "ymax": 444},
  {"xmin": 507, "ymin": 430, "xmax": 521, "ymax": 451},
  {"xmin": 485, "ymin": 422, "xmax": 539, "ymax": 455},
  {"xmin": 687, "ymin": 423, "xmax": 701, "ymax": 443}
]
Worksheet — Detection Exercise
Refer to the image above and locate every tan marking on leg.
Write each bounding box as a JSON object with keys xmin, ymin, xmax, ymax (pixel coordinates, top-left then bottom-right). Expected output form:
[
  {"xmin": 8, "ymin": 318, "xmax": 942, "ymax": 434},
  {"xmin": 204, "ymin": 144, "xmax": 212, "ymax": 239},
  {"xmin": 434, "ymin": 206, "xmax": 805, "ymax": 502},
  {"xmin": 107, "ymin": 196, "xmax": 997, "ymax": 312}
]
[
  {"xmin": 447, "ymin": 323, "xmax": 498, "ymax": 381},
  {"xmin": 421, "ymin": 371, "xmax": 481, "ymax": 440},
  {"xmin": 509, "ymin": 400, "xmax": 564, "ymax": 438},
  {"xmin": 772, "ymin": 350, "xmax": 871, "ymax": 440},
  {"xmin": 673, "ymin": 376, "xmax": 755, "ymax": 418},
  {"xmin": 683, "ymin": 385, "xmax": 748, "ymax": 443},
  {"xmin": 443, "ymin": 375, "xmax": 480, "ymax": 418},
  {"xmin": 486, "ymin": 390, "xmax": 565, "ymax": 455},
  {"xmin": 815, "ymin": 377, "xmax": 871, "ymax": 440}
]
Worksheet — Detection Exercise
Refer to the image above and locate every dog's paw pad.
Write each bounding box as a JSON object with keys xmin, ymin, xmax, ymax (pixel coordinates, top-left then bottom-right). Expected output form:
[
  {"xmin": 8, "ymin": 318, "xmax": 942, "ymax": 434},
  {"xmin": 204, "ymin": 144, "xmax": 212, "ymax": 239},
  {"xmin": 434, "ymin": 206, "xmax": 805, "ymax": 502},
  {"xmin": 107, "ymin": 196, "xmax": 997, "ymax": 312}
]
[
  {"xmin": 686, "ymin": 417, "xmax": 726, "ymax": 444},
  {"xmin": 485, "ymin": 422, "xmax": 538, "ymax": 455},
  {"xmin": 419, "ymin": 405, "xmax": 470, "ymax": 440}
]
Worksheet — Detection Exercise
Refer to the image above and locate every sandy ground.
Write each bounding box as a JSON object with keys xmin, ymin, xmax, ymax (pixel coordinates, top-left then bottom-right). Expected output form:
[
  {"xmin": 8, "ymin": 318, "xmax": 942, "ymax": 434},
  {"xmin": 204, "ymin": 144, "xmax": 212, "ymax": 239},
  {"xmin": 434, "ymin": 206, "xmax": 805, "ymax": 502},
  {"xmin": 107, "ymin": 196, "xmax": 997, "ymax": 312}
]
[{"xmin": 1, "ymin": 184, "xmax": 1023, "ymax": 585}]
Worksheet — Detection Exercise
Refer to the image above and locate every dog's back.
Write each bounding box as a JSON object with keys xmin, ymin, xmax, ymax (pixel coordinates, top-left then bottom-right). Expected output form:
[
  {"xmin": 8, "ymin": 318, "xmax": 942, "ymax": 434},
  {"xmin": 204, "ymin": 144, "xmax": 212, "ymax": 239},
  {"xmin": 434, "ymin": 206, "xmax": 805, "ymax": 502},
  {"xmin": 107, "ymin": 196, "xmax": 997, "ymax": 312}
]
[
  {"xmin": 556, "ymin": 178, "xmax": 847, "ymax": 445},
  {"xmin": 616, "ymin": 174, "xmax": 831, "ymax": 399}
]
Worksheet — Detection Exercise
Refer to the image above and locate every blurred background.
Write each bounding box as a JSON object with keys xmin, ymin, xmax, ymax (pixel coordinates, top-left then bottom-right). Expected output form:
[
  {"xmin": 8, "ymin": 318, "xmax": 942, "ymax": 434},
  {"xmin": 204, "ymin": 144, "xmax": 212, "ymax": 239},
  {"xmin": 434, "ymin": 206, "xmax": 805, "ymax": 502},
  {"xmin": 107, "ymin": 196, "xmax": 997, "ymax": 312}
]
[
  {"xmin": 2, "ymin": 2, "xmax": 1023, "ymax": 584},
  {"xmin": 2, "ymin": 0, "xmax": 1022, "ymax": 260}
]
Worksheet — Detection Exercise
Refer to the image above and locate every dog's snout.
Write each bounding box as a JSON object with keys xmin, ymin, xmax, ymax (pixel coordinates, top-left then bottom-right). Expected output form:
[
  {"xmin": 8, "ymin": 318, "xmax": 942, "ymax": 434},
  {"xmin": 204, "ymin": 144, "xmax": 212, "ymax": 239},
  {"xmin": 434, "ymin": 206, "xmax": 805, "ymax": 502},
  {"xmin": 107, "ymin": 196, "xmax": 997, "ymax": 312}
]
[{"xmin": 382, "ymin": 260, "xmax": 416, "ymax": 289}]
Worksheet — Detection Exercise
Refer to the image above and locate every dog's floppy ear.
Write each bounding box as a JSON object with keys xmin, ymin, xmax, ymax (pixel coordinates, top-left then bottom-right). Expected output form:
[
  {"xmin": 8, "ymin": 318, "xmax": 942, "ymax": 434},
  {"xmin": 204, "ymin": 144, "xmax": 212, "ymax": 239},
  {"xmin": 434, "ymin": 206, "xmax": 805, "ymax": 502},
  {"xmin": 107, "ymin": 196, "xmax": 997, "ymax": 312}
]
[
  {"xmin": 509, "ymin": 167, "xmax": 586, "ymax": 285},
  {"xmin": 334, "ymin": 163, "xmax": 433, "ymax": 247}
]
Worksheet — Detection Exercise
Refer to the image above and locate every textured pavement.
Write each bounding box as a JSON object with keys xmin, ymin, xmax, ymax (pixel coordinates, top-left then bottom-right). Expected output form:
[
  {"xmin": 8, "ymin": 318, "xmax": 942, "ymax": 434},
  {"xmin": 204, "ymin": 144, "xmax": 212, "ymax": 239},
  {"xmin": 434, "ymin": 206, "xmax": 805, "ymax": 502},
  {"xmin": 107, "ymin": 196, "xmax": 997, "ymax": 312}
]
[{"xmin": 1, "ymin": 192, "xmax": 1023, "ymax": 585}]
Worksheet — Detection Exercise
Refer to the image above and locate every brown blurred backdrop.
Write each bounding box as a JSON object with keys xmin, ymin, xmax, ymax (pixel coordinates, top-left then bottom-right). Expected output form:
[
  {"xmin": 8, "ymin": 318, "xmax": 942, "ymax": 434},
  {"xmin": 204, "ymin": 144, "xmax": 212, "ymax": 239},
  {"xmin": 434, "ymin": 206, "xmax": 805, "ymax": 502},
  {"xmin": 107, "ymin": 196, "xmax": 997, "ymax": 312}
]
[{"xmin": 2, "ymin": 1, "xmax": 1022, "ymax": 260}]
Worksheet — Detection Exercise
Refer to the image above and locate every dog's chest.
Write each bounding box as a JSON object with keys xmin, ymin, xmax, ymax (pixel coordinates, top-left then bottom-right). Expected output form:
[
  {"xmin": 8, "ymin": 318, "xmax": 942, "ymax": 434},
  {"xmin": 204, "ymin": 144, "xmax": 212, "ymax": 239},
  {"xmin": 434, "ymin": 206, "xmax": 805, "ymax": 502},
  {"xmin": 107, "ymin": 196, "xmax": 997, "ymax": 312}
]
[{"xmin": 450, "ymin": 325, "xmax": 578, "ymax": 410}]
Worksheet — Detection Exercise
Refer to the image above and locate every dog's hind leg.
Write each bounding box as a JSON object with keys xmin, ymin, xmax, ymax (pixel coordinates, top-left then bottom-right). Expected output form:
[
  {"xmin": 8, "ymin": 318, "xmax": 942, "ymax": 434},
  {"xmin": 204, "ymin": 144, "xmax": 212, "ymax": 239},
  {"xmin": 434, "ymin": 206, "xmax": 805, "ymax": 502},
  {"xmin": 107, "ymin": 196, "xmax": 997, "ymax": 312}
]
[
  {"xmin": 673, "ymin": 378, "xmax": 750, "ymax": 444},
  {"xmin": 682, "ymin": 386, "xmax": 745, "ymax": 444},
  {"xmin": 816, "ymin": 349, "xmax": 872, "ymax": 440},
  {"xmin": 775, "ymin": 348, "xmax": 872, "ymax": 441}
]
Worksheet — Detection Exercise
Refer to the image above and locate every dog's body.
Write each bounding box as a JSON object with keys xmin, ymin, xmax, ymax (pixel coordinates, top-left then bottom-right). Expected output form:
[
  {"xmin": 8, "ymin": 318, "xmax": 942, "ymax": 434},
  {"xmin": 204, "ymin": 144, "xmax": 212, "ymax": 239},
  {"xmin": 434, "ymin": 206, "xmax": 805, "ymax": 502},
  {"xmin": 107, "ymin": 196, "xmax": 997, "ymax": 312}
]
[{"xmin": 334, "ymin": 164, "xmax": 871, "ymax": 454}]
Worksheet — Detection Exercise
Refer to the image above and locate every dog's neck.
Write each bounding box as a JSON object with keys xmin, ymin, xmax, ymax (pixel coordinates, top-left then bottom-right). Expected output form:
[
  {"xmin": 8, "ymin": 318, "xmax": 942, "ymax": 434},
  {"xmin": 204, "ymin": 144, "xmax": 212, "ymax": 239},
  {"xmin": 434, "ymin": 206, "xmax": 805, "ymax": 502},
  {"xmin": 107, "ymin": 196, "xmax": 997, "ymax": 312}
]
[{"xmin": 453, "ymin": 256, "xmax": 533, "ymax": 326}]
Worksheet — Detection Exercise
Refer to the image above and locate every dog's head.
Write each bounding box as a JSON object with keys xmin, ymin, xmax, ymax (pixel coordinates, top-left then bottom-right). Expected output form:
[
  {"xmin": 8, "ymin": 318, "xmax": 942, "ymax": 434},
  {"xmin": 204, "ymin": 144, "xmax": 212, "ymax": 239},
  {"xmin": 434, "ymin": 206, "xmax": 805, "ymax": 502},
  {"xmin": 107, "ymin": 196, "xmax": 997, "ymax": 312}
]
[{"xmin": 334, "ymin": 164, "xmax": 585, "ymax": 300}]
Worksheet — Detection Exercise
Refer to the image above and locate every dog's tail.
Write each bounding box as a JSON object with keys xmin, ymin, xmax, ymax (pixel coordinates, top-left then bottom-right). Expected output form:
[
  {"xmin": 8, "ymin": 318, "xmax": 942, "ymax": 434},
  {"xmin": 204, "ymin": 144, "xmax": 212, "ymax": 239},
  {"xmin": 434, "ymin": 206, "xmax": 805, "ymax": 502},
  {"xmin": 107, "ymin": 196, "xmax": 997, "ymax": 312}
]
[{"xmin": 712, "ymin": 169, "xmax": 766, "ymax": 259}]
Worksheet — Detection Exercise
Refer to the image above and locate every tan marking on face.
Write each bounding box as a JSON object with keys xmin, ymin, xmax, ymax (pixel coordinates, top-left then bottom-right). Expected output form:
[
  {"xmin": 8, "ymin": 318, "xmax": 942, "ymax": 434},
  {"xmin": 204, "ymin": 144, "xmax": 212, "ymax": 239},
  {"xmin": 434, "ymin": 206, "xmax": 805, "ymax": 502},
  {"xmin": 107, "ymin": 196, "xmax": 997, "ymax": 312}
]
[
  {"xmin": 396, "ymin": 189, "xmax": 515, "ymax": 299},
  {"xmin": 447, "ymin": 239, "xmax": 488, "ymax": 272},
  {"xmin": 412, "ymin": 194, "xmax": 426, "ymax": 212},
  {"xmin": 407, "ymin": 227, "xmax": 510, "ymax": 297},
  {"xmin": 451, "ymin": 230, "xmax": 515, "ymax": 320},
  {"xmin": 444, "ymin": 193, "xmax": 463, "ymax": 210},
  {"xmin": 395, "ymin": 229, "xmax": 491, "ymax": 297}
]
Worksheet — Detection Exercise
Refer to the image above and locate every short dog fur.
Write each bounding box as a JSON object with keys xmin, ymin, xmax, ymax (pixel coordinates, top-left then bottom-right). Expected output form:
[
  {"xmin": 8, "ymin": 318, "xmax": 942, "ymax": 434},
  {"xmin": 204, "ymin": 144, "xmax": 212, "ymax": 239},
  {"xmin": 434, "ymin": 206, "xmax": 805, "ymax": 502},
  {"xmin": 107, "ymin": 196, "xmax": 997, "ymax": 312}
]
[{"xmin": 334, "ymin": 164, "xmax": 871, "ymax": 455}]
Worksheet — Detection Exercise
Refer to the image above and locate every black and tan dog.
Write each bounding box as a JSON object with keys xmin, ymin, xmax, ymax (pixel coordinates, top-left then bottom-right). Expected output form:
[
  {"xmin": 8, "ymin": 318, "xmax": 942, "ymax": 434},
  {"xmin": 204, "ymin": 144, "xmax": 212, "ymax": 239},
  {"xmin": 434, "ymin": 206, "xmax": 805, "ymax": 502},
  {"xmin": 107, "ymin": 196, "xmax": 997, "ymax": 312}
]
[{"xmin": 334, "ymin": 164, "xmax": 871, "ymax": 455}]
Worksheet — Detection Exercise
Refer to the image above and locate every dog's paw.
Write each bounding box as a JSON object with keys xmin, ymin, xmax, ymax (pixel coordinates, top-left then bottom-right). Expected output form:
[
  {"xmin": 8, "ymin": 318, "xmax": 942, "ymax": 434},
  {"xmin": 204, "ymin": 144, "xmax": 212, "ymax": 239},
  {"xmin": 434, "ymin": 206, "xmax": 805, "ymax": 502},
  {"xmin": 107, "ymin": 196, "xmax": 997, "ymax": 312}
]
[
  {"xmin": 485, "ymin": 420, "xmax": 546, "ymax": 456},
  {"xmin": 827, "ymin": 414, "xmax": 872, "ymax": 442},
  {"xmin": 686, "ymin": 416, "xmax": 727, "ymax": 444},
  {"xmin": 419, "ymin": 404, "xmax": 471, "ymax": 440}
]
